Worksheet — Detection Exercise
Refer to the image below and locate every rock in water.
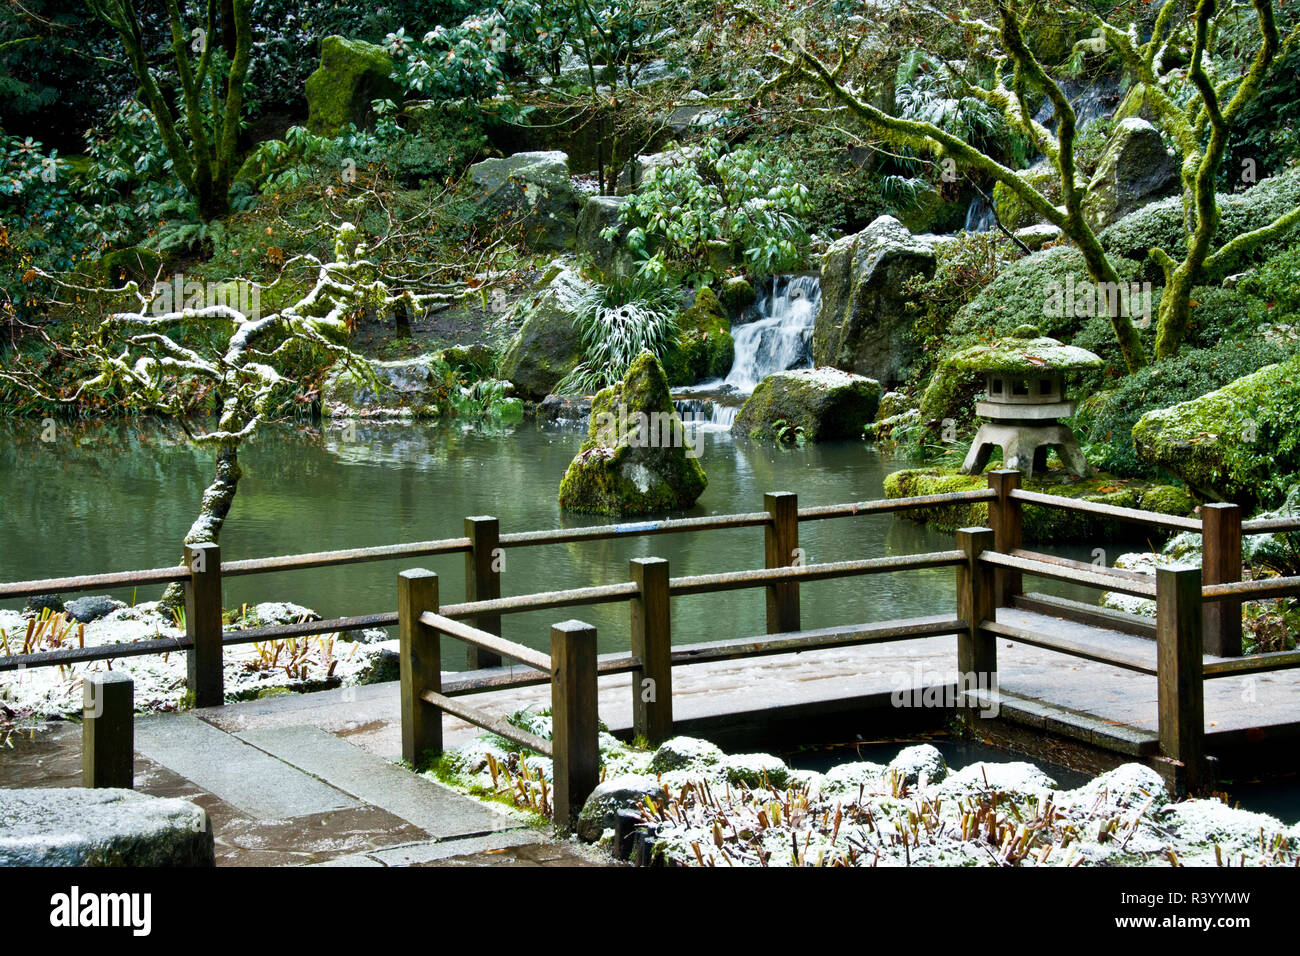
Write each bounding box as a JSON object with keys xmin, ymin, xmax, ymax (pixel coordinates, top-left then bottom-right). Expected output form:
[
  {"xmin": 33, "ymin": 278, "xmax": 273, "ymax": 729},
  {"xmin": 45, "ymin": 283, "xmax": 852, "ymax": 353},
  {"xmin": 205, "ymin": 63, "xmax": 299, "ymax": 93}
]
[
  {"xmin": 813, "ymin": 215, "xmax": 937, "ymax": 385},
  {"xmin": 468, "ymin": 151, "xmax": 580, "ymax": 251},
  {"xmin": 0, "ymin": 788, "xmax": 214, "ymax": 866},
  {"xmin": 1083, "ymin": 118, "xmax": 1178, "ymax": 230},
  {"xmin": 734, "ymin": 367, "xmax": 881, "ymax": 442},
  {"xmin": 558, "ymin": 352, "xmax": 707, "ymax": 515},
  {"xmin": 305, "ymin": 36, "xmax": 400, "ymax": 137},
  {"xmin": 499, "ymin": 264, "xmax": 592, "ymax": 400}
]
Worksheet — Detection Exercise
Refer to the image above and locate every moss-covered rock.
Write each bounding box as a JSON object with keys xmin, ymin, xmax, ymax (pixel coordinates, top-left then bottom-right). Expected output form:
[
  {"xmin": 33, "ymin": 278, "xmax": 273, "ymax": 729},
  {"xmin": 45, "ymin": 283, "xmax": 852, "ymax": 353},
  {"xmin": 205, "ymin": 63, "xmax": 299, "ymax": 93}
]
[
  {"xmin": 1082, "ymin": 118, "xmax": 1179, "ymax": 231},
  {"xmin": 558, "ymin": 352, "xmax": 708, "ymax": 515},
  {"xmin": 662, "ymin": 286, "xmax": 734, "ymax": 386},
  {"xmin": 883, "ymin": 466, "xmax": 1196, "ymax": 542},
  {"xmin": 992, "ymin": 161, "xmax": 1062, "ymax": 232},
  {"xmin": 1100, "ymin": 166, "xmax": 1300, "ymax": 271},
  {"xmin": 321, "ymin": 354, "xmax": 446, "ymax": 418},
  {"xmin": 305, "ymin": 36, "xmax": 400, "ymax": 137},
  {"xmin": 1132, "ymin": 352, "xmax": 1300, "ymax": 507},
  {"xmin": 99, "ymin": 246, "xmax": 163, "ymax": 285},
  {"xmin": 499, "ymin": 265, "xmax": 591, "ymax": 400},
  {"xmin": 734, "ymin": 367, "xmax": 882, "ymax": 442},
  {"xmin": 814, "ymin": 215, "xmax": 937, "ymax": 384},
  {"xmin": 442, "ymin": 343, "xmax": 497, "ymax": 377},
  {"xmin": 575, "ymin": 194, "xmax": 632, "ymax": 279},
  {"xmin": 719, "ymin": 275, "xmax": 756, "ymax": 316},
  {"xmin": 468, "ymin": 150, "xmax": 580, "ymax": 251}
]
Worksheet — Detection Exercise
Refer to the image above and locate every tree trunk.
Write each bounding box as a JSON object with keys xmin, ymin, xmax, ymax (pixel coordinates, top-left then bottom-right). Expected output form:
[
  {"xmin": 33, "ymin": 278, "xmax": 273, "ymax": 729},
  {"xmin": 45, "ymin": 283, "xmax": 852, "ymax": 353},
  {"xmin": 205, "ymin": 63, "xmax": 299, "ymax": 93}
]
[{"xmin": 159, "ymin": 443, "xmax": 242, "ymax": 611}]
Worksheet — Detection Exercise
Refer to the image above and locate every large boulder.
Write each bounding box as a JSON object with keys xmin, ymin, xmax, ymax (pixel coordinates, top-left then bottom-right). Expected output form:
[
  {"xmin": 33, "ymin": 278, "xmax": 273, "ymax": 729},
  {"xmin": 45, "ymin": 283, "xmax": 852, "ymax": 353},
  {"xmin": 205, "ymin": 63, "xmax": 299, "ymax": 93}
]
[
  {"xmin": 557, "ymin": 352, "xmax": 708, "ymax": 515},
  {"xmin": 575, "ymin": 194, "xmax": 633, "ymax": 278},
  {"xmin": 305, "ymin": 36, "xmax": 400, "ymax": 137},
  {"xmin": 662, "ymin": 287, "xmax": 734, "ymax": 386},
  {"xmin": 321, "ymin": 354, "xmax": 447, "ymax": 417},
  {"xmin": 499, "ymin": 265, "xmax": 592, "ymax": 400},
  {"xmin": 734, "ymin": 367, "xmax": 881, "ymax": 442},
  {"xmin": 1082, "ymin": 118, "xmax": 1179, "ymax": 230},
  {"xmin": 813, "ymin": 216, "xmax": 936, "ymax": 385},
  {"xmin": 467, "ymin": 150, "xmax": 581, "ymax": 251},
  {"xmin": 1132, "ymin": 353, "xmax": 1300, "ymax": 507},
  {"xmin": 0, "ymin": 788, "xmax": 214, "ymax": 866}
]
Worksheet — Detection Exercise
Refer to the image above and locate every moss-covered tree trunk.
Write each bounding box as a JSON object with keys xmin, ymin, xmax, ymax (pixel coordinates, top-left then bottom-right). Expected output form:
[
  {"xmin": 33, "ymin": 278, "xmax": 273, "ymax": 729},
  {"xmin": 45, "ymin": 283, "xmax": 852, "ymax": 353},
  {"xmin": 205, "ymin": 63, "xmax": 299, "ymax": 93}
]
[{"xmin": 159, "ymin": 443, "xmax": 242, "ymax": 612}]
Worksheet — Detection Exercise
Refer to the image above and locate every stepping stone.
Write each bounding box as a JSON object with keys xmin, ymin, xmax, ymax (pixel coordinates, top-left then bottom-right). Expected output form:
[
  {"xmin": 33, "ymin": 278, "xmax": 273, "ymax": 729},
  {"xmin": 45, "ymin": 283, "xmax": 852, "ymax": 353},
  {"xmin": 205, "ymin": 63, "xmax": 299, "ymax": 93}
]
[
  {"xmin": 236, "ymin": 725, "xmax": 519, "ymax": 839},
  {"xmin": 134, "ymin": 715, "xmax": 360, "ymax": 819}
]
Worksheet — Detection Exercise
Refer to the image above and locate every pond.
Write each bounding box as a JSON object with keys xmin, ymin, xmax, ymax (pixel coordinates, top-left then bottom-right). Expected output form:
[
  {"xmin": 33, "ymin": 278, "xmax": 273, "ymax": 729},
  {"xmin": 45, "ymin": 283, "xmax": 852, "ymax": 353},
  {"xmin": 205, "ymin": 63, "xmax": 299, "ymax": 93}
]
[{"xmin": 0, "ymin": 417, "xmax": 1097, "ymax": 670}]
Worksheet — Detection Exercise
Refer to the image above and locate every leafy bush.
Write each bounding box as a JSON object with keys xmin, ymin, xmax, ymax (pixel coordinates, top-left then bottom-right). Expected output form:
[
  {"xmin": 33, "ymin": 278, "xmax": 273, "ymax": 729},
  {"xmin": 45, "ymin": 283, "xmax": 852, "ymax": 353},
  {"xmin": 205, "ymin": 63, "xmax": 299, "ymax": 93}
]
[{"xmin": 613, "ymin": 138, "xmax": 812, "ymax": 282}]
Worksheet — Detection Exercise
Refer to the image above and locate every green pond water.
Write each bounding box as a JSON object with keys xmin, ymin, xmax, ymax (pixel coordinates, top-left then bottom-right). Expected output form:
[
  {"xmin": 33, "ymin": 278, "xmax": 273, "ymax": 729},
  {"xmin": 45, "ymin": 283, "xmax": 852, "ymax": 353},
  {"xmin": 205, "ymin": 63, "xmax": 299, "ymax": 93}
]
[{"xmin": 1, "ymin": 418, "xmax": 1097, "ymax": 669}]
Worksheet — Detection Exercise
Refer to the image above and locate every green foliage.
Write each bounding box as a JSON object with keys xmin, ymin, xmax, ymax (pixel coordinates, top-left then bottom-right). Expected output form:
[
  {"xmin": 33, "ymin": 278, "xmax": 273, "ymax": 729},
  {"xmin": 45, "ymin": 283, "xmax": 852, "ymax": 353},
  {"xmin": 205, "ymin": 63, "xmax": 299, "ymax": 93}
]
[
  {"xmin": 555, "ymin": 274, "xmax": 681, "ymax": 393},
  {"xmin": 1076, "ymin": 337, "xmax": 1291, "ymax": 478},
  {"xmin": 613, "ymin": 138, "xmax": 812, "ymax": 283}
]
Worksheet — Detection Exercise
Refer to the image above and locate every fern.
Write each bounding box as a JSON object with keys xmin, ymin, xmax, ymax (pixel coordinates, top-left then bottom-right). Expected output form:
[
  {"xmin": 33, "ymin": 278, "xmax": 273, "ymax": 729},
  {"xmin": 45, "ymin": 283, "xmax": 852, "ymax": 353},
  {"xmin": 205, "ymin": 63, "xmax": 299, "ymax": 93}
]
[{"xmin": 555, "ymin": 276, "xmax": 681, "ymax": 394}]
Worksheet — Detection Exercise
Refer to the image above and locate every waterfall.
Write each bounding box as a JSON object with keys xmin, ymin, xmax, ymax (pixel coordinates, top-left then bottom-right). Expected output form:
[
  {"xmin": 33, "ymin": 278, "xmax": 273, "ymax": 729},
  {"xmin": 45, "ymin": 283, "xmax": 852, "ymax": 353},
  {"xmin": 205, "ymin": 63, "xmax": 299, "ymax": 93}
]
[
  {"xmin": 723, "ymin": 274, "xmax": 819, "ymax": 392},
  {"xmin": 672, "ymin": 274, "xmax": 819, "ymax": 428},
  {"xmin": 963, "ymin": 194, "xmax": 996, "ymax": 233}
]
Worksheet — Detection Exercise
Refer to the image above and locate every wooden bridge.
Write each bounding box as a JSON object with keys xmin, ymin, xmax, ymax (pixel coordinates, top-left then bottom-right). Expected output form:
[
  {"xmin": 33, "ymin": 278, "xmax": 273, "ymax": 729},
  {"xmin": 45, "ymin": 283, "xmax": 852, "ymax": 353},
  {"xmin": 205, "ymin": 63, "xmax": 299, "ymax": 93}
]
[{"xmin": 4, "ymin": 469, "xmax": 1300, "ymax": 824}]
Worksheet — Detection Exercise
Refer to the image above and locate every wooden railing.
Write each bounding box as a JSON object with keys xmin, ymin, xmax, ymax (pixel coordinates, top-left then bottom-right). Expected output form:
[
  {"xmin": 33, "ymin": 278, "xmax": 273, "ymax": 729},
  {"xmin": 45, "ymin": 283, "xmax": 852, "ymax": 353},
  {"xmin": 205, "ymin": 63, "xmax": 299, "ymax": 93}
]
[{"xmin": 5, "ymin": 468, "xmax": 1299, "ymax": 804}]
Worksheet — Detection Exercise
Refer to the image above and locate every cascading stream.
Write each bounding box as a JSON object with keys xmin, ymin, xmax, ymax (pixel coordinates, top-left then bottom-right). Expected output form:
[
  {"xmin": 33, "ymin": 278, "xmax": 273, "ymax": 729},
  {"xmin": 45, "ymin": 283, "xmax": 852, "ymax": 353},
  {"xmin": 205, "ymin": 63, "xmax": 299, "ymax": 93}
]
[{"xmin": 674, "ymin": 274, "xmax": 820, "ymax": 427}]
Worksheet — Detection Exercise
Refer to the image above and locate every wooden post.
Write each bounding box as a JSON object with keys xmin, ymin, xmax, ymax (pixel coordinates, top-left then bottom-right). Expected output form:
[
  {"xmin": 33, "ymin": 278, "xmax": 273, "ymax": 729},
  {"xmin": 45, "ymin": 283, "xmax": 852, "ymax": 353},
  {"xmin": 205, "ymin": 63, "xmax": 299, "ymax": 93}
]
[
  {"xmin": 987, "ymin": 470, "xmax": 1022, "ymax": 607},
  {"xmin": 184, "ymin": 541, "xmax": 223, "ymax": 708},
  {"xmin": 956, "ymin": 527, "xmax": 997, "ymax": 721},
  {"xmin": 82, "ymin": 672, "xmax": 134, "ymax": 789},
  {"xmin": 550, "ymin": 619, "xmax": 599, "ymax": 831},
  {"xmin": 630, "ymin": 558, "xmax": 672, "ymax": 746},
  {"xmin": 464, "ymin": 516, "xmax": 503, "ymax": 669},
  {"xmin": 399, "ymin": 569, "xmax": 442, "ymax": 768},
  {"xmin": 1157, "ymin": 565, "xmax": 1205, "ymax": 793},
  {"xmin": 1201, "ymin": 503, "xmax": 1242, "ymax": 658},
  {"xmin": 764, "ymin": 491, "xmax": 800, "ymax": 633}
]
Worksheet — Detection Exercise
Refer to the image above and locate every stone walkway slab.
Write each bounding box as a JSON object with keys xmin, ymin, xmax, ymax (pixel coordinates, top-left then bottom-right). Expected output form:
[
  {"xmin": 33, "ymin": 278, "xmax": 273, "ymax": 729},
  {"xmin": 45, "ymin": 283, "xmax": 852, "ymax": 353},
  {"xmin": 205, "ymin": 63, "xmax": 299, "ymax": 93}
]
[
  {"xmin": 236, "ymin": 725, "xmax": 517, "ymax": 839},
  {"xmin": 134, "ymin": 715, "xmax": 360, "ymax": 820}
]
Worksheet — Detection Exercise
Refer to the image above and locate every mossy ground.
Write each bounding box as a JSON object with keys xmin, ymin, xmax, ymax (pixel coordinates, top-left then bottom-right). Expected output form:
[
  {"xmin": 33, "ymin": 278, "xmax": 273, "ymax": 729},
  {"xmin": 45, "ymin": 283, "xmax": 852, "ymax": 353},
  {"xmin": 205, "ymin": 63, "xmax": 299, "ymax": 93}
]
[{"xmin": 883, "ymin": 465, "xmax": 1195, "ymax": 542}]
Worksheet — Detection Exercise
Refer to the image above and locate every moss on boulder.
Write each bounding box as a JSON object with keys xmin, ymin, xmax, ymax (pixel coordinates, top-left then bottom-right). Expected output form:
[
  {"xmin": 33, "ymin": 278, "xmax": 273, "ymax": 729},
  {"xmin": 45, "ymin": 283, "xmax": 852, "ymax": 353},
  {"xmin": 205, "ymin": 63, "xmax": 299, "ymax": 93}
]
[
  {"xmin": 662, "ymin": 287, "xmax": 734, "ymax": 386},
  {"xmin": 1100, "ymin": 166, "xmax": 1300, "ymax": 273},
  {"xmin": 558, "ymin": 352, "xmax": 707, "ymax": 515},
  {"xmin": 468, "ymin": 150, "xmax": 581, "ymax": 251},
  {"xmin": 719, "ymin": 275, "xmax": 756, "ymax": 315},
  {"xmin": 734, "ymin": 367, "xmax": 882, "ymax": 442},
  {"xmin": 992, "ymin": 162, "xmax": 1062, "ymax": 232},
  {"xmin": 99, "ymin": 246, "xmax": 163, "ymax": 285},
  {"xmin": 814, "ymin": 215, "xmax": 937, "ymax": 384},
  {"xmin": 499, "ymin": 265, "xmax": 591, "ymax": 400},
  {"xmin": 1132, "ymin": 353, "xmax": 1300, "ymax": 507},
  {"xmin": 883, "ymin": 466, "xmax": 1196, "ymax": 542},
  {"xmin": 1082, "ymin": 118, "xmax": 1179, "ymax": 231},
  {"xmin": 305, "ymin": 36, "xmax": 400, "ymax": 136}
]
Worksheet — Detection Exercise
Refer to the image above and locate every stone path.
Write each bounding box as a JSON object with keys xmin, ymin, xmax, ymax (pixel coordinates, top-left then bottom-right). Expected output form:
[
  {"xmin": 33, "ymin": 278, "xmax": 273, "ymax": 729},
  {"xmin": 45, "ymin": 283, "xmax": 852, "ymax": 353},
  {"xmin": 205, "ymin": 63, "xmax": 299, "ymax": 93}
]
[{"xmin": 0, "ymin": 714, "xmax": 599, "ymax": 867}]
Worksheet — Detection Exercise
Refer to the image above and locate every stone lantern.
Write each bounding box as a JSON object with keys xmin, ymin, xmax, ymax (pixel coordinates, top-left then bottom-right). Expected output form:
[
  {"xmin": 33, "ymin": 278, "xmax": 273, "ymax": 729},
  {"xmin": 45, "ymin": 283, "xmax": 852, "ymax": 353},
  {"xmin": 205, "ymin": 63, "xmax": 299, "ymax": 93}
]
[{"xmin": 948, "ymin": 326, "xmax": 1104, "ymax": 479}]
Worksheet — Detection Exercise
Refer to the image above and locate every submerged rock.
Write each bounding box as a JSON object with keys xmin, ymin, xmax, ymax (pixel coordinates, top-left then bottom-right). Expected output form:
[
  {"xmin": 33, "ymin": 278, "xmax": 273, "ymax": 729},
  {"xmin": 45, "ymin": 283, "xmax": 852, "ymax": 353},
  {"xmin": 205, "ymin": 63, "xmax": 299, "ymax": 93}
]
[
  {"xmin": 499, "ymin": 265, "xmax": 592, "ymax": 400},
  {"xmin": 468, "ymin": 150, "xmax": 581, "ymax": 251},
  {"xmin": 814, "ymin": 215, "xmax": 937, "ymax": 385},
  {"xmin": 734, "ymin": 367, "xmax": 881, "ymax": 442},
  {"xmin": 0, "ymin": 788, "xmax": 214, "ymax": 866},
  {"xmin": 305, "ymin": 36, "xmax": 400, "ymax": 136},
  {"xmin": 557, "ymin": 352, "xmax": 707, "ymax": 515}
]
